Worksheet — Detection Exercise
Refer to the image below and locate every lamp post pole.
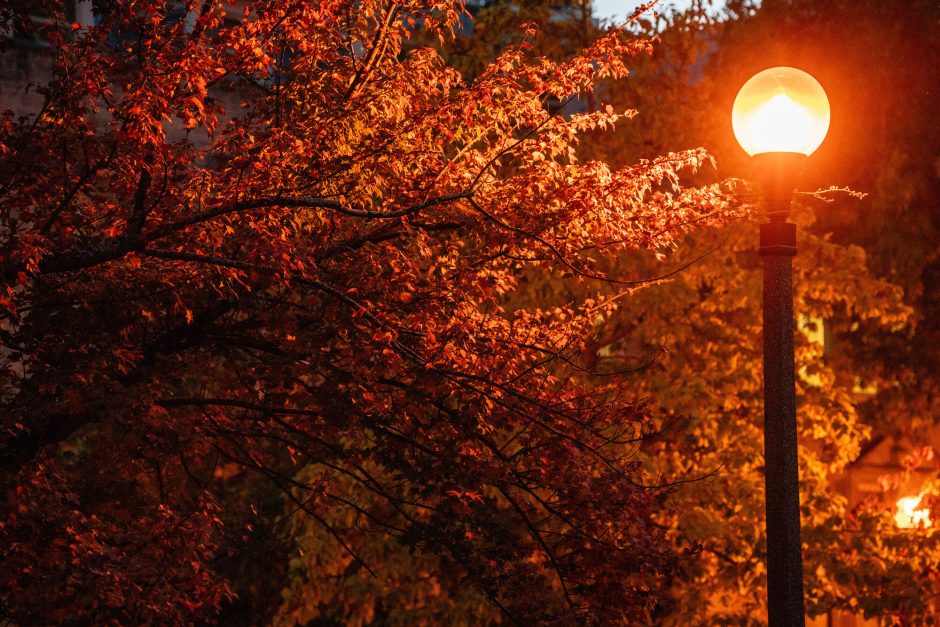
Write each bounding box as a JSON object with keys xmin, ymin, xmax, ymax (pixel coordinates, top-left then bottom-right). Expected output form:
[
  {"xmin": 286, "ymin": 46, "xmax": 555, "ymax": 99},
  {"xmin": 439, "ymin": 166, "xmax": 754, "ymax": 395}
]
[
  {"xmin": 732, "ymin": 66, "xmax": 829, "ymax": 625},
  {"xmin": 756, "ymin": 151, "xmax": 806, "ymax": 627}
]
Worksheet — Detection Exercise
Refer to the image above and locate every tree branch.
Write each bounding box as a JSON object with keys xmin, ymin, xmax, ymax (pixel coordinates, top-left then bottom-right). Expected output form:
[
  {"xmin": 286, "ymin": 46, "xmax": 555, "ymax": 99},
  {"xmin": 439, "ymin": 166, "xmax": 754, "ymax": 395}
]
[{"xmin": 151, "ymin": 191, "xmax": 471, "ymax": 238}]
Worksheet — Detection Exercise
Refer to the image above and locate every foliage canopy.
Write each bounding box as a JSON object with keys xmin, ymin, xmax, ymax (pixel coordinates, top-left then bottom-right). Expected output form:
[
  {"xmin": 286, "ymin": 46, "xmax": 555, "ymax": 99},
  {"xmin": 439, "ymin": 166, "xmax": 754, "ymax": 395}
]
[{"xmin": 0, "ymin": 0, "xmax": 737, "ymax": 622}]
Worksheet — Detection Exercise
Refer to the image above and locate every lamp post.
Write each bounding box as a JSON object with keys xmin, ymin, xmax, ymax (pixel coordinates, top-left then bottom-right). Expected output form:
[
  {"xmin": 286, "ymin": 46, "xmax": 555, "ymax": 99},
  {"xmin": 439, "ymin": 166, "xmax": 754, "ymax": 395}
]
[{"xmin": 732, "ymin": 67, "xmax": 831, "ymax": 627}]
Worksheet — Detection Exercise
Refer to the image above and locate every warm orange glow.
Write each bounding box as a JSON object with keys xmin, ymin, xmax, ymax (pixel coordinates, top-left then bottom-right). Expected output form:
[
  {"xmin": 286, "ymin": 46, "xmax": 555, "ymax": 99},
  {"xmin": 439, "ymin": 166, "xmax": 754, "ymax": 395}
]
[
  {"xmin": 895, "ymin": 494, "xmax": 932, "ymax": 529},
  {"xmin": 732, "ymin": 67, "xmax": 830, "ymax": 156}
]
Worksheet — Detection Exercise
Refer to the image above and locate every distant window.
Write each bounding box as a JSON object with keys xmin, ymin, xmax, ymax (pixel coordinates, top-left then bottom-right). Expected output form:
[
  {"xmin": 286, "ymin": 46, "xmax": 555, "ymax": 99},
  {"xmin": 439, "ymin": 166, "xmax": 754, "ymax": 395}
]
[
  {"xmin": 797, "ymin": 314, "xmax": 826, "ymax": 388},
  {"xmin": 896, "ymin": 493, "xmax": 931, "ymax": 529}
]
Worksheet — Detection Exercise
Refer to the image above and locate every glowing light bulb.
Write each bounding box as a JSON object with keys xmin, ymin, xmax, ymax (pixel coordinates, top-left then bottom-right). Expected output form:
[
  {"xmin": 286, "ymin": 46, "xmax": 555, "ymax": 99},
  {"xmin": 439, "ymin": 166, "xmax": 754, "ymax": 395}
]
[
  {"xmin": 895, "ymin": 494, "xmax": 932, "ymax": 529},
  {"xmin": 732, "ymin": 67, "xmax": 830, "ymax": 156}
]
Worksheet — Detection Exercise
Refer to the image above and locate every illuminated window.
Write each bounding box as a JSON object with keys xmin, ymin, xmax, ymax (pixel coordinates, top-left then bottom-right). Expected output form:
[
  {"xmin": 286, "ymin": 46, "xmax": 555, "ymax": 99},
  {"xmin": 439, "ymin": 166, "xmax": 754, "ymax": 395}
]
[
  {"xmin": 895, "ymin": 494, "xmax": 931, "ymax": 529},
  {"xmin": 797, "ymin": 314, "xmax": 826, "ymax": 388}
]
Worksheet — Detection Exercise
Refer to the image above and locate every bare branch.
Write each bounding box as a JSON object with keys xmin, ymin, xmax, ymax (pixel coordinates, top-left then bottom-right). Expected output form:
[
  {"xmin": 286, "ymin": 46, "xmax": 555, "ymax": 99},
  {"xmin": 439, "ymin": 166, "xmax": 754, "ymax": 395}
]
[{"xmin": 151, "ymin": 191, "xmax": 471, "ymax": 238}]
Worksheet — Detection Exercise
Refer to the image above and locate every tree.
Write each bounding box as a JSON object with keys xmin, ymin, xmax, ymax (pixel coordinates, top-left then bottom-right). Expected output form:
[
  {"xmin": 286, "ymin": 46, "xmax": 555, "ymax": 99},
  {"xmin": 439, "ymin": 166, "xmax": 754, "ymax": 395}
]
[
  {"xmin": 611, "ymin": 215, "xmax": 940, "ymax": 623},
  {"xmin": 0, "ymin": 1, "xmax": 737, "ymax": 622},
  {"xmin": 437, "ymin": 0, "xmax": 940, "ymax": 621},
  {"xmin": 585, "ymin": 0, "xmax": 940, "ymax": 621}
]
